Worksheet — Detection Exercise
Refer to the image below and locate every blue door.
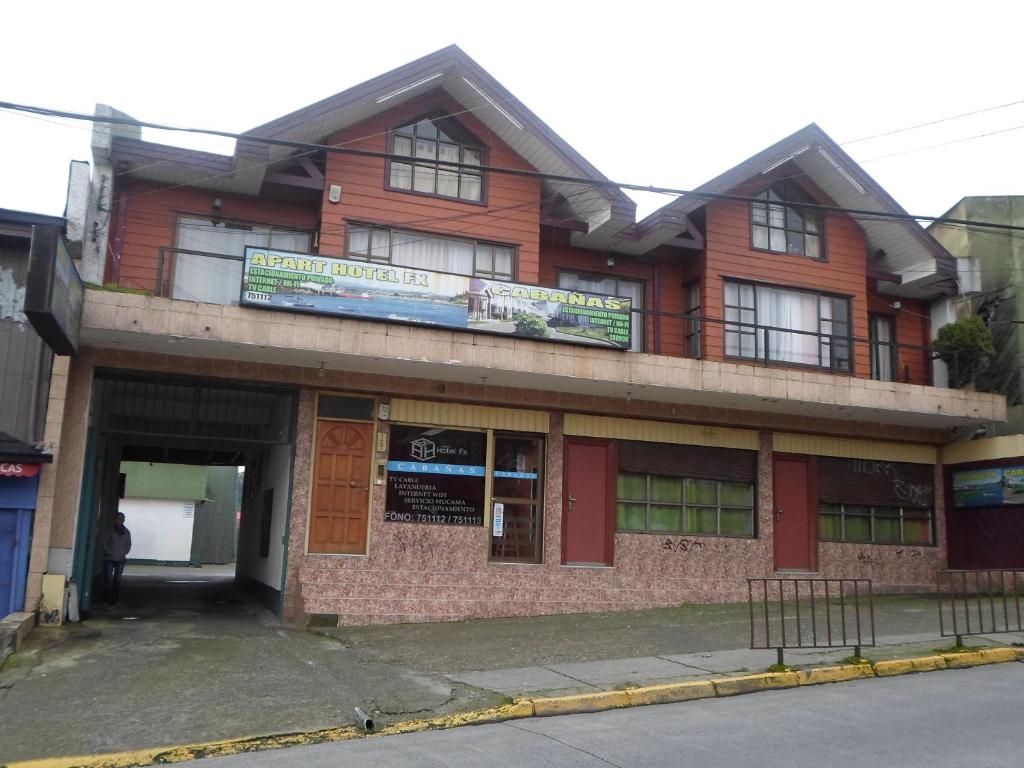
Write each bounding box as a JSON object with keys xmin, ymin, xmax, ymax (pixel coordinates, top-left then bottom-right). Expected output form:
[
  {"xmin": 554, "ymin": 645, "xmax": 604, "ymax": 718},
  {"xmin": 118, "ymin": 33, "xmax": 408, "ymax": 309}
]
[{"xmin": 0, "ymin": 475, "xmax": 38, "ymax": 615}]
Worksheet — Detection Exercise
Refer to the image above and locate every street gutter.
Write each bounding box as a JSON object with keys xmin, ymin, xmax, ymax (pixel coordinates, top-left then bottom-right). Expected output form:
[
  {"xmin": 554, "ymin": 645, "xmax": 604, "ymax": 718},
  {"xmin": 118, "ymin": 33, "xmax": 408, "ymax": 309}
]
[{"xmin": 5, "ymin": 647, "xmax": 1022, "ymax": 768}]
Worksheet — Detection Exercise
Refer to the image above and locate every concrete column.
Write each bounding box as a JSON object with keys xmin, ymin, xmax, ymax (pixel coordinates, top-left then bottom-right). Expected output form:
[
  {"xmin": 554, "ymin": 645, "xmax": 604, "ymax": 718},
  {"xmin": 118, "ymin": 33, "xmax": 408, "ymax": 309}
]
[
  {"xmin": 282, "ymin": 389, "xmax": 315, "ymax": 621},
  {"xmin": 24, "ymin": 356, "xmax": 70, "ymax": 610},
  {"xmin": 758, "ymin": 431, "xmax": 775, "ymax": 574}
]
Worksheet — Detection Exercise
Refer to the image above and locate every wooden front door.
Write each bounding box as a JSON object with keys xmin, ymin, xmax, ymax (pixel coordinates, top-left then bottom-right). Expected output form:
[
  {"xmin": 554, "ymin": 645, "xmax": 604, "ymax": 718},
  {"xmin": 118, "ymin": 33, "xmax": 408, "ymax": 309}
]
[
  {"xmin": 309, "ymin": 420, "xmax": 373, "ymax": 554},
  {"xmin": 773, "ymin": 454, "xmax": 815, "ymax": 571},
  {"xmin": 563, "ymin": 440, "xmax": 614, "ymax": 565}
]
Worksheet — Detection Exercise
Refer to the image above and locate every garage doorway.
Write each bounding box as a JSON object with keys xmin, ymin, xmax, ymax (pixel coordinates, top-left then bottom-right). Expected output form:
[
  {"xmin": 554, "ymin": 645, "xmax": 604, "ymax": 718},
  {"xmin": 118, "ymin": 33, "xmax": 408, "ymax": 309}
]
[{"xmin": 73, "ymin": 371, "xmax": 298, "ymax": 616}]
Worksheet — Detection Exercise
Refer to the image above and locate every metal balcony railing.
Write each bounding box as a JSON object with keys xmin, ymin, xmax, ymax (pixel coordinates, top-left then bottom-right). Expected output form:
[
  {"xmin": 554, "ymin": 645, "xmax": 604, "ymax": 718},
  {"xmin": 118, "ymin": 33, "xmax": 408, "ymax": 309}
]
[{"xmin": 149, "ymin": 246, "xmax": 948, "ymax": 387}]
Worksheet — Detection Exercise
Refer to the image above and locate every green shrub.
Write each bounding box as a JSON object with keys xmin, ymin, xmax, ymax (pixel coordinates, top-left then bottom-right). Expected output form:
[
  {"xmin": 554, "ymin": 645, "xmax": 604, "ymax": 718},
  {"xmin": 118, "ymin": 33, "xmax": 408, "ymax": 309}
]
[
  {"xmin": 512, "ymin": 312, "xmax": 548, "ymax": 338},
  {"xmin": 933, "ymin": 316, "xmax": 994, "ymax": 388}
]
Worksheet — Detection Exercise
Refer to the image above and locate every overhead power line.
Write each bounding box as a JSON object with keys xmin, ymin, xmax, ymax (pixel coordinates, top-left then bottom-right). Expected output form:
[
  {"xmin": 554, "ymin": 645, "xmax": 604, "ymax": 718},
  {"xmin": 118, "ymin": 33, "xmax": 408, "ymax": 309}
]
[
  {"xmin": 4, "ymin": 100, "xmax": 1024, "ymax": 235},
  {"xmin": 841, "ymin": 97, "xmax": 1024, "ymax": 145}
]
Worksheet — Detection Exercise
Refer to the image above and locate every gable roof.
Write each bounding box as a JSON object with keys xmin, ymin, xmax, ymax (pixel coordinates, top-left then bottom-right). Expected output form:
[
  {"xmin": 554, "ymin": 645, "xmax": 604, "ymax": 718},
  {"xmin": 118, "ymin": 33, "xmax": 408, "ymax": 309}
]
[
  {"xmin": 640, "ymin": 123, "xmax": 957, "ymax": 300},
  {"xmin": 107, "ymin": 46, "xmax": 634, "ymax": 250}
]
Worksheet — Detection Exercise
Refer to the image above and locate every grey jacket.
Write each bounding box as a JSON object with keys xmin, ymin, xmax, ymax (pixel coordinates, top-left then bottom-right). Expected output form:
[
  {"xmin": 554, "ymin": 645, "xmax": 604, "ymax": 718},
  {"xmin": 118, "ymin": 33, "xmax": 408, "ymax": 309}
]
[{"xmin": 102, "ymin": 526, "xmax": 132, "ymax": 562}]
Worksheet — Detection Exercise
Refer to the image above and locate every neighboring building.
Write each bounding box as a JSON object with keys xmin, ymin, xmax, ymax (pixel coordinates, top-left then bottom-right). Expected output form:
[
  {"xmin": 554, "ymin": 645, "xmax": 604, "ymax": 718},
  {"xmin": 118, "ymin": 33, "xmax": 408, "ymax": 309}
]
[
  {"xmin": 117, "ymin": 462, "xmax": 238, "ymax": 566},
  {"xmin": 0, "ymin": 209, "xmax": 66, "ymax": 617},
  {"xmin": 32, "ymin": 46, "xmax": 1005, "ymax": 625},
  {"xmin": 929, "ymin": 198, "xmax": 1024, "ymax": 568}
]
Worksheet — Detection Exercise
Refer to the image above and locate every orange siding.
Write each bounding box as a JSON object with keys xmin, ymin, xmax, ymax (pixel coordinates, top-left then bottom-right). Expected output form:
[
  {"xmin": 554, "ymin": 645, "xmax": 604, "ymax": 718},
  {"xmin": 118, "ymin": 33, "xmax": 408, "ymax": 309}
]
[
  {"xmin": 110, "ymin": 181, "xmax": 319, "ymax": 293},
  {"xmin": 319, "ymin": 89, "xmax": 542, "ymax": 283},
  {"xmin": 702, "ymin": 199, "xmax": 872, "ymax": 377},
  {"xmin": 867, "ymin": 293, "xmax": 931, "ymax": 385},
  {"xmin": 538, "ymin": 231, "xmax": 699, "ymax": 355}
]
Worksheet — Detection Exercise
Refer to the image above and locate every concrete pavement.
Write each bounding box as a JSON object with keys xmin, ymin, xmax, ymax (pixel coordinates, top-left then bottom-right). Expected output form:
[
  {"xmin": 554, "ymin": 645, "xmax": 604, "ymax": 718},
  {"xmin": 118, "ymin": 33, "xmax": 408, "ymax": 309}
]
[
  {"xmin": 169, "ymin": 663, "xmax": 1024, "ymax": 767},
  {"xmin": 1, "ymin": 567, "xmax": 1020, "ymax": 764}
]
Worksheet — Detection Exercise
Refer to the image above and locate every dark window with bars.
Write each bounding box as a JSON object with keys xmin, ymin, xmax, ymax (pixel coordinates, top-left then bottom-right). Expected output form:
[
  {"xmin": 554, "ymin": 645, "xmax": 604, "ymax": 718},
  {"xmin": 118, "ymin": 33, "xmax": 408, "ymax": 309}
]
[
  {"xmin": 751, "ymin": 181, "xmax": 823, "ymax": 258},
  {"xmin": 389, "ymin": 117, "xmax": 484, "ymax": 202},
  {"xmin": 819, "ymin": 504, "xmax": 933, "ymax": 545},
  {"xmin": 617, "ymin": 473, "xmax": 755, "ymax": 537}
]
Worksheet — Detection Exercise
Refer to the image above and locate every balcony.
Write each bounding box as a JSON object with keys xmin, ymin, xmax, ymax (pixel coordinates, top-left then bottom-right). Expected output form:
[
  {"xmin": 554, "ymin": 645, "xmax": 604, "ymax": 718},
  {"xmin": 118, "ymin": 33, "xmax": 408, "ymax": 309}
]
[{"xmin": 82, "ymin": 258, "xmax": 1005, "ymax": 431}]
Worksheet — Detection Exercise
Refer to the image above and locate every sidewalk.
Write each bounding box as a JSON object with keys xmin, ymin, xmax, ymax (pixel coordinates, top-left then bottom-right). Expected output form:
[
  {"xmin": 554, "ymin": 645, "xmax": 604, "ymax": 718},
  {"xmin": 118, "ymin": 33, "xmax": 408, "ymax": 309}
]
[{"xmin": 1, "ymin": 582, "xmax": 1020, "ymax": 764}]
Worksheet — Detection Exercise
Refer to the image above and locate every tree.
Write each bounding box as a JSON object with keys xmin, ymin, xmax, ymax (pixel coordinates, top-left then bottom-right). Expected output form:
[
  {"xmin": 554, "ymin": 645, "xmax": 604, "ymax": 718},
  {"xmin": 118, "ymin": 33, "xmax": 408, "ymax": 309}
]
[
  {"xmin": 933, "ymin": 316, "xmax": 995, "ymax": 389},
  {"xmin": 512, "ymin": 312, "xmax": 548, "ymax": 338}
]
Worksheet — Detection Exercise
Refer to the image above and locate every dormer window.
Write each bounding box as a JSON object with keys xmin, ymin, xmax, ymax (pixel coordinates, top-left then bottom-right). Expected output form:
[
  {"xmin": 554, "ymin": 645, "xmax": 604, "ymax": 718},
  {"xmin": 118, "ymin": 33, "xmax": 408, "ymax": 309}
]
[
  {"xmin": 388, "ymin": 116, "xmax": 484, "ymax": 203},
  {"xmin": 751, "ymin": 181, "xmax": 823, "ymax": 259}
]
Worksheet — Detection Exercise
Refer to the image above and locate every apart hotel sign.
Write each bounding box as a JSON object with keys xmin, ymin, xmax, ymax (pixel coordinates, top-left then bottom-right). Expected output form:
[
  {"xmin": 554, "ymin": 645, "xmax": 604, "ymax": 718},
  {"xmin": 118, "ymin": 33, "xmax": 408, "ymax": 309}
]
[{"xmin": 240, "ymin": 246, "xmax": 633, "ymax": 349}]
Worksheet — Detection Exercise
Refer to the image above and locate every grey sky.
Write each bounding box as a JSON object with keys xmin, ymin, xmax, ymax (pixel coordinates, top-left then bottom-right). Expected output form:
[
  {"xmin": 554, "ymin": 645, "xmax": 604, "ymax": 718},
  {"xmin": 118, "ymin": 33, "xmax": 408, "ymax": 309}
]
[{"xmin": 2, "ymin": 1, "xmax": 1022, "ymax": 222}]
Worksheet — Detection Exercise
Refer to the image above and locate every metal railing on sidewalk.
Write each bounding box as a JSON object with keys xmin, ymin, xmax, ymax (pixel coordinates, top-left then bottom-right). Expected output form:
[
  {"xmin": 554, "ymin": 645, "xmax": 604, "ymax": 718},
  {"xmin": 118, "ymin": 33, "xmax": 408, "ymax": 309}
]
[
  {"xmin": 748, "ymin": 578, "xmax": 876, "ymax": 666},
  {"xmin": 937, "ymin": 569, "xmax": 1024, "ymax": 646}
]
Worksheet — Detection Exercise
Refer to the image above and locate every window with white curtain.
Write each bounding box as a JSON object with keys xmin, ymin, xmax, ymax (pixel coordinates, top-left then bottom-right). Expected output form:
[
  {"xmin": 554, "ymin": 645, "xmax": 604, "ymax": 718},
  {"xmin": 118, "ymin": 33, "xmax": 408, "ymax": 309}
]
[
  {"xmin": 173, "ymin": 216, "xmax": 312, "ymax": 305},
  {"xmin": 870, "ymin": 314, "xmax": 896, "ymax": 381},
  {"xmin": 724, "ymin": 280, "xmax": 851, "ymax": 371},
  {"xmin": 346, "ymin": 224, "xmax": 514, "ymax": 280},
  {"xmin": 557, "ymin": 270, "xmax": 645, "ymax": 352}
]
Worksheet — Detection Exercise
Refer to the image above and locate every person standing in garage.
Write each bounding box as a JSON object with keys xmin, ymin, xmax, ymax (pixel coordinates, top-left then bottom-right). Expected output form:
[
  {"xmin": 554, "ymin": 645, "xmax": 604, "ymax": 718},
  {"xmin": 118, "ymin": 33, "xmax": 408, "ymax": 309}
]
[{"xmin": 101, "ymin": 513, "xmax": 132, "ymax": 605}]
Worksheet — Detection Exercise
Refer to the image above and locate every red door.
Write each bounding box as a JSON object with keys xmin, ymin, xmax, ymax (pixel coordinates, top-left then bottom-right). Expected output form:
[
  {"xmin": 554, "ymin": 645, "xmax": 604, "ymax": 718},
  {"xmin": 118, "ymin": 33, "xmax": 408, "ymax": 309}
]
[
  {"xmin": 773, "ymin": 455, "xmax": 816, "ymax": 571},
  {"xmin": 563, "ymin": 440, "xmax": 614, "ymax": 565}
]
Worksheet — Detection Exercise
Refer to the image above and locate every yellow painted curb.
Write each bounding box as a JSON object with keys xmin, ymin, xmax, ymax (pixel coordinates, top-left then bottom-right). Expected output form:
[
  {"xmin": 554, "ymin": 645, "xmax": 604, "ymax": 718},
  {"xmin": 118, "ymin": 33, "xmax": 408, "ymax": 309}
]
[
  {"xmin": 378, "ymin": 700, "xmax": 536, "ymax": 736},
  {"xmin": 2, "ymin": 725, "xmax": 362, "ymax": 768},
  {"xmin": 909, "ymin": 655, "xmax": 948, "ymax": 673},
  {"xmin": 801, "ymin": 664, "xmax": 875, "ymax": 685},
  {"xmin": 625, "ymin": 680, "xmax": 717, "ymax": 707},
  {"xmin": 8, "ymin": 648, "xmax": 1021, "ymax": 768},
  {"xmin": 976, "ymin": 648, "xmax": 1018, "ymax": 664},
  {"xmin": 531, "ymin": 689, "xmax": 631, "ymax": 717},
  {"xmin": 713, "ymin": 671, "xmax": 802, "ymax": 697},
  {"xmin": 874, "ymin": 658, "xmax": 915, "ymax": 677}
]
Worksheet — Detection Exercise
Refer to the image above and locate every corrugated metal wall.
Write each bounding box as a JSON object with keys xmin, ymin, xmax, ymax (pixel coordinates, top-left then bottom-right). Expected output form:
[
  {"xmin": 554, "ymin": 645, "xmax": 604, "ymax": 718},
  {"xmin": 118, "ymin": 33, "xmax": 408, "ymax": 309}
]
[
  {"xmin": 0, "ymin": 236, "xmax": 52, "ymax": 445},
  {"xmin": 772, "ymin": 433, "xmax": 936, "ymax": 464},
  {"xmin": 564, "ymin": 414, "xmax": 758, "ymax": 450},
  {"xmin": 191, "ymin": 466, "xmax": 240, "ymax": 564}
]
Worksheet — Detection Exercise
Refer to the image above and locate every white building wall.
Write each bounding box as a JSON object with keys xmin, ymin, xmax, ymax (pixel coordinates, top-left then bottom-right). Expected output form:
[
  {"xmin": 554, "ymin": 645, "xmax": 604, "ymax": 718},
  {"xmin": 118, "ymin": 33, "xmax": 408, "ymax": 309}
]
[
  {"xmin": 236, "ymin": 444, "xmax": 291, "ymax": 591},
  {"xmin": 119, "ymin": 497, "xmax": 196, "ymax": 562}
]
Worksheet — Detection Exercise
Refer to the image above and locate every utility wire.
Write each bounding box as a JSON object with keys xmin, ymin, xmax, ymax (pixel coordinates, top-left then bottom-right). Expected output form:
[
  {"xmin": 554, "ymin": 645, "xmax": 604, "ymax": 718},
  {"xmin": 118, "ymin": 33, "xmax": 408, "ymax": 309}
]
[
  {"xmin": 861, "ymin": 122, "xmax": 1024, "ymax": 163},
  {"xmin": 841, "ymin": 98, "xmax": 1024, "ymax": 145},
  {"xmin": 5, "ymin": 100, "xmax": 1024, "ymax": 236}
]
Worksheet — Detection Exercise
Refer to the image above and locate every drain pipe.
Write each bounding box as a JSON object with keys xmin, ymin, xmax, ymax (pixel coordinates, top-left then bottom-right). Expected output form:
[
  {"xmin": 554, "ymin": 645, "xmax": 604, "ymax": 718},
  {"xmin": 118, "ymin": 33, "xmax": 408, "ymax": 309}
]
[{"xmin": 354, "ymin": 707, "xmax": 375, "ymax": 732}]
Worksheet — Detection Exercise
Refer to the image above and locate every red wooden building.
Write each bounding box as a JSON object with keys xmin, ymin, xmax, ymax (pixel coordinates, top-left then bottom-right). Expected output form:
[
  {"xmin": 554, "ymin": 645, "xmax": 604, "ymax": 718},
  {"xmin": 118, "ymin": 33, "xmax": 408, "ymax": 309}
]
[{"xmin": 30, "ymin": 46, "xmax": 1005, "ymax": 623}]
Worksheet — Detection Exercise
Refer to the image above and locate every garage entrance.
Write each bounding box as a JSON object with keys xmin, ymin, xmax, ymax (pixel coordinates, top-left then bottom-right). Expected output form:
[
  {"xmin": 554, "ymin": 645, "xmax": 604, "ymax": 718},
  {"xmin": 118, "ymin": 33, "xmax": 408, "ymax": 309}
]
[{"xmin": 72, "ymin": 371, "xmax": 298, "ymax": 615}]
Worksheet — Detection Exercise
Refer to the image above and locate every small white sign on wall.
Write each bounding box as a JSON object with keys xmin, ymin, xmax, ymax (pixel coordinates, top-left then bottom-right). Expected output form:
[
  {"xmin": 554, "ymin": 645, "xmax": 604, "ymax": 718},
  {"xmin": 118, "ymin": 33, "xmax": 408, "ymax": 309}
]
[
  {"xmin": 183, "ymin": 503, "xmax": 195, "ymax": 519},
  {"xmin": 492, "ymin": 503, "xmax": 504, "ymax": 537}
]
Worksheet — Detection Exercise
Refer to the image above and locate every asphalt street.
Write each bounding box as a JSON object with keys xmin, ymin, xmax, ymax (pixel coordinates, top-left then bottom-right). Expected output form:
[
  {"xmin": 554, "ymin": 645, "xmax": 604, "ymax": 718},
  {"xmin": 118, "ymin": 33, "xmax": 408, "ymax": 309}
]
[{"xmin": 185, "ymin": 662, "xmax": 1024, "ymax": 767}]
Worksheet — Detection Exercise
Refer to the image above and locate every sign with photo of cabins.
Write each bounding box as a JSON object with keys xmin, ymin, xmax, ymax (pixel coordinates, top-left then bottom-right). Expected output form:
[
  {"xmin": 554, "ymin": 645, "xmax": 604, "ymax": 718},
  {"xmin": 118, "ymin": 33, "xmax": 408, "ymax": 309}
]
[
  {"xmin": 240, "ymin": 246, "xmax": 633, "ymax": 349},
  {"xmin": 952, "ymin": 466, "xmax": 1024, "ymax": 508}
]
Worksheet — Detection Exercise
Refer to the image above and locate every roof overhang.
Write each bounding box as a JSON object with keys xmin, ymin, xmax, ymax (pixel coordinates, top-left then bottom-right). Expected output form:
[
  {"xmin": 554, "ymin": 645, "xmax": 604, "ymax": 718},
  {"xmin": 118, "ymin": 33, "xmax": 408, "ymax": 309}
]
[
  {"xmin": 636, "ymin": 124, "xmax": 958, "ymax": 300},
  {"xmin": 107, "ymin": 46, "xmax": 634, "ymax": 237}
]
